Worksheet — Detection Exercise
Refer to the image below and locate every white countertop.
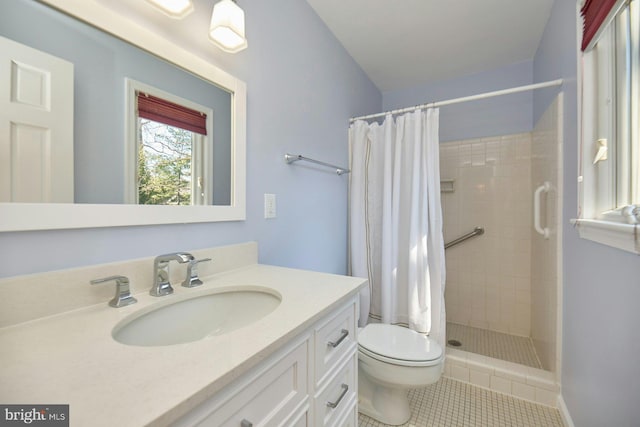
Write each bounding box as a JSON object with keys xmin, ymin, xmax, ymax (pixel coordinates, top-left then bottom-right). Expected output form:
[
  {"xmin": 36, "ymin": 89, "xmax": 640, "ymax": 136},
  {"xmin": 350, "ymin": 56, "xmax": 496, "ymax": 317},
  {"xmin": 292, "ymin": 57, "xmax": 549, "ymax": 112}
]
[{"xmin": 0, "ymin": 264, "xmax": 367, "ymax": 426}]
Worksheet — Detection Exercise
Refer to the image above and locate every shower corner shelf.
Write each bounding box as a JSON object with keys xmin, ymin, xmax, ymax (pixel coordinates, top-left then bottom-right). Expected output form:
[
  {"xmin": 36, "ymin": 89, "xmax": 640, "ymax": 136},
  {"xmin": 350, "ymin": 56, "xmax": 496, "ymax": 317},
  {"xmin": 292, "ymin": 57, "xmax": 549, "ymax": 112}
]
[{"xmin": 441, "ymin": 179, "xmax": 455, "ymax": 193}]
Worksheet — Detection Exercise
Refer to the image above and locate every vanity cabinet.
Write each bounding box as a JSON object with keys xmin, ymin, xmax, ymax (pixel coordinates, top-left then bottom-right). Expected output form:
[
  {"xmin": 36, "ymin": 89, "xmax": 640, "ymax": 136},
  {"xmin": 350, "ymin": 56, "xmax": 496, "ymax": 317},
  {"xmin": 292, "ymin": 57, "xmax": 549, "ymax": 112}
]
[
  {"xmin": 0, "ymin": 250, "xmax": 368, "ymax": 427},
  {"xmin": 174, "ymin": 297, "xmax": 359, "ymax": 427}
]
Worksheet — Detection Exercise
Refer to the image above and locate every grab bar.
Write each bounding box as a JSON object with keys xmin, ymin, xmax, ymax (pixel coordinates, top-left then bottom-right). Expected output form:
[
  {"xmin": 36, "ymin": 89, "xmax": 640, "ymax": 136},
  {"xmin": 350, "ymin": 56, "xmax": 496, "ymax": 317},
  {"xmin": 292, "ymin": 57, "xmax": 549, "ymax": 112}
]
[
  {"xmin": 534, "ymin": 181, "xmax": 551, "ymax": 239},
  {"xmin": 284, "ymin": 153, "xmax": 350, "ymax": 175},
  {"xmin": 445, "ymin": 226, "xmax": 484, "ymax": 250}
]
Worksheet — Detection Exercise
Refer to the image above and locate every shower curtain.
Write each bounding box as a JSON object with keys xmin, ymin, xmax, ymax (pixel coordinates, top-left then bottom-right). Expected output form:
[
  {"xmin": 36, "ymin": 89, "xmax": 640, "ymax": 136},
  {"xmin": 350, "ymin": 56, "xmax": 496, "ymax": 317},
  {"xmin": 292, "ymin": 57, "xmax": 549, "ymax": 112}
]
[{"xmin": 349, "ymin": 109, "xmax": 446, "ymax": 346}]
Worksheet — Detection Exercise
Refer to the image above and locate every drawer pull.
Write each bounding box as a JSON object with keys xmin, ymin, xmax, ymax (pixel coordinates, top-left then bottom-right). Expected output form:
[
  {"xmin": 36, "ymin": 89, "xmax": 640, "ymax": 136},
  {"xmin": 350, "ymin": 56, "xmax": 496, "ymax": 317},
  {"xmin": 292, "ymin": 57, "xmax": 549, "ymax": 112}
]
[
  {"xmin": 326, "ymin": 383, "xmax": 349, "ymax": 409},
  {"xmin": 240, "ymin": 420, "xmax": 253, "ymax": 427},
  {"xmin": 328, "ymin": 329, "xmax": 349, "ymax": 348}
]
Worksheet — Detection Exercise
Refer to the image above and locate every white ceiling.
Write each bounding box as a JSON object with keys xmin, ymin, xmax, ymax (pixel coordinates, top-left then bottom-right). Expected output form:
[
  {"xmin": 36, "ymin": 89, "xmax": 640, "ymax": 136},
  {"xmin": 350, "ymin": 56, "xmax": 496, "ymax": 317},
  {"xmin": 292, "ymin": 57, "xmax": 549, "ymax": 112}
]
[{"xmin": 305, "ymin": 0, "xmax": 556, "ymax": 92}]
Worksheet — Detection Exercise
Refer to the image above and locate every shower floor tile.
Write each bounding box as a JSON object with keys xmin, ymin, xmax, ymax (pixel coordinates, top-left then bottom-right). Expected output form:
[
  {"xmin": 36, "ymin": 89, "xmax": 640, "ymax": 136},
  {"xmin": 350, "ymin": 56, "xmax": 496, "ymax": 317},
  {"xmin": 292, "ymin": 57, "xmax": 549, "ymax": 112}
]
[
  {"xmin": 446, "ymin": 322, "xmax": 543, "ymax": 369},
  {"xmin": 357, "ymin": 377, "xmax": 564, "ymax": 427}
]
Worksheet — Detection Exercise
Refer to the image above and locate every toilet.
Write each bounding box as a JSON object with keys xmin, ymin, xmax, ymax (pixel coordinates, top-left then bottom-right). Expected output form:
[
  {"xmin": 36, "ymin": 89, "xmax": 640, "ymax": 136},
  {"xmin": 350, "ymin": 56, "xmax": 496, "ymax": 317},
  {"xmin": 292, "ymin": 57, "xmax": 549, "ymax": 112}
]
[{"xmin": 357, "ymin": 323, "xmax": 444, "ymax": 425}]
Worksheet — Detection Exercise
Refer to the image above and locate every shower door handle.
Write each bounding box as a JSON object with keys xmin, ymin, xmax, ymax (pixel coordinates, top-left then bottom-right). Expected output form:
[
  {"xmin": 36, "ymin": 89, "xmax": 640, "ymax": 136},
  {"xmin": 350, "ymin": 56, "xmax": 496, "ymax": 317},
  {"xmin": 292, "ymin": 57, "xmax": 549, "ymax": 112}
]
[{"xmin": 534, "ymin": 181, "xmax": 551, "ymax": 239}]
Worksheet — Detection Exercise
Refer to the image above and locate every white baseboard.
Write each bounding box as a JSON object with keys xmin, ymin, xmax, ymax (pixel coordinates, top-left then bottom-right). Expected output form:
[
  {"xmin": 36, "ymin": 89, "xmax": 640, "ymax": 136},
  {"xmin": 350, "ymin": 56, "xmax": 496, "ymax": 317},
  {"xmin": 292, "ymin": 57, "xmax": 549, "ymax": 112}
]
[{"xmin": 558, "ymin": 394, "xmax": 575, "ymax": 427}]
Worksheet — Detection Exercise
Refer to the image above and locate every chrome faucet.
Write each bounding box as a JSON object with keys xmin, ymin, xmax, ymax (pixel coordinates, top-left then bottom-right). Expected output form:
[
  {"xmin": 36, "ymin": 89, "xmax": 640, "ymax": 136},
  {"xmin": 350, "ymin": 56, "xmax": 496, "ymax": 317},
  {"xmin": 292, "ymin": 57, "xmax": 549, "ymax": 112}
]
[{"xmin": 150, "ymin": 252, "xmax": 194, "ymax": 297}]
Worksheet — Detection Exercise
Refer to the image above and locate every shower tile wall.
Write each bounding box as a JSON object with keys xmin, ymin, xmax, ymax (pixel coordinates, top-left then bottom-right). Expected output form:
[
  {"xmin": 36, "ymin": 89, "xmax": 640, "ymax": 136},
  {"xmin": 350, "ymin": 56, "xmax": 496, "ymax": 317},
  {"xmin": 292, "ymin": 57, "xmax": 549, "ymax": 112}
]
[
  {"xmin": 441, "ymin": 133, "xmax": 532, "ymax": 337},
  {"xmin": 530, "ymin": 95, "xmax": 562, "ymax": 372}
]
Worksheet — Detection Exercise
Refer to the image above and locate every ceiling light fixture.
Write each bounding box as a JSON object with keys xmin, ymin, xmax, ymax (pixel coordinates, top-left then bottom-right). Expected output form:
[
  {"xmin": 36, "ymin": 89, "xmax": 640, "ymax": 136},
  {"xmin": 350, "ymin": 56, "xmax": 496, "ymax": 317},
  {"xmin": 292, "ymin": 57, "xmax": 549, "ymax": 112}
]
[
  {"xmin": 144, "ymin": 0, "xmax": 194, "ymax": 19},
  {"xmin": 209, "ymin": 0, "xmax": 248, "ymax": 53}
]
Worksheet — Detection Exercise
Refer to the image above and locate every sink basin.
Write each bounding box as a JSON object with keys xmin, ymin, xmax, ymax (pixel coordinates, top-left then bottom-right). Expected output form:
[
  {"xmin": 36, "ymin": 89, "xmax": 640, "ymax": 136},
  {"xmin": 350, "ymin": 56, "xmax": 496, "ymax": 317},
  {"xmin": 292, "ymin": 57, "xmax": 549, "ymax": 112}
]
[{"xmin": 112, "ymin": 288, "xmax": 281, "ymax": 346}]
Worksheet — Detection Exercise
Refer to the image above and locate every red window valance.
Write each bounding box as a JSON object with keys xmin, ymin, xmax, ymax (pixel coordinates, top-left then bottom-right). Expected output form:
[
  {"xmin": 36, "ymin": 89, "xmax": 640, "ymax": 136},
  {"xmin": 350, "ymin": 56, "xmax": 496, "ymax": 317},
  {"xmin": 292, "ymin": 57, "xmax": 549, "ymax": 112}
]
[
  {"xmin": 581, "ymin": 0, "xmax": 619, "ymax": 50},
  {"xmin": 137, "ymin": 92, "xmax": 207, "ymax": 135}
]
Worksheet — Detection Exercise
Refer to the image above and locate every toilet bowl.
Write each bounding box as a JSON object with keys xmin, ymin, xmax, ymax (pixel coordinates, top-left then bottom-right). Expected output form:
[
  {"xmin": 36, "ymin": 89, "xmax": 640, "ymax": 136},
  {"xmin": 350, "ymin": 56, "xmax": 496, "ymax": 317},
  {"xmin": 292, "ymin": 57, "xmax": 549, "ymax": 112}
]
[{"xmin": 357, "ymin": 323, "xmax": 443, "ymax": 425}]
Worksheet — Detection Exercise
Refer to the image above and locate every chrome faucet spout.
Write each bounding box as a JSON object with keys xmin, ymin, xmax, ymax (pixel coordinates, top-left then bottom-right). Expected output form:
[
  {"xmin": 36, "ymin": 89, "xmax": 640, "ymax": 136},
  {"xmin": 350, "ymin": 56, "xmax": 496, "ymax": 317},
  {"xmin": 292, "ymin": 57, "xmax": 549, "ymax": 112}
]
[{"xmin": 150, "ymin": 252, "xmax": 194, "ymax": 297}]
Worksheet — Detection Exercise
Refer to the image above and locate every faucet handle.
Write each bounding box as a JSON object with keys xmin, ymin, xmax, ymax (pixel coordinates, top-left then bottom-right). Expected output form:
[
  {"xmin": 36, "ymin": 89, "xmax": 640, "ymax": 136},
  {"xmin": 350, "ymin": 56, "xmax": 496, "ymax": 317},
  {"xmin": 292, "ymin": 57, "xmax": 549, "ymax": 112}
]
[
  {"xmin": 91, "ymin": 275, "xmax": 137, "ymax": 308},
  {"xmin": 182, "ymin": 258, "xmax": 212, "ymax": 288}
]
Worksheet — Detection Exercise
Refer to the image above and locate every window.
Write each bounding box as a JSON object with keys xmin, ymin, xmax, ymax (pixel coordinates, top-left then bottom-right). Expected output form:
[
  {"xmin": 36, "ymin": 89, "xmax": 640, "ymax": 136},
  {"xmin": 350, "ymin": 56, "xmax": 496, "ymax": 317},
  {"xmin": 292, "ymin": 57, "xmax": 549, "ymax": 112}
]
[
  {"xmin": 576, "ymin": 0, "xmax": 640, "ymax": 253},
  {"xmin": 125, "ymin": 79, "xmax": 213, "ymax": 205},
  {"xmin": 138, "ymin": 118, "xmax": 202, "ymax": 205}
]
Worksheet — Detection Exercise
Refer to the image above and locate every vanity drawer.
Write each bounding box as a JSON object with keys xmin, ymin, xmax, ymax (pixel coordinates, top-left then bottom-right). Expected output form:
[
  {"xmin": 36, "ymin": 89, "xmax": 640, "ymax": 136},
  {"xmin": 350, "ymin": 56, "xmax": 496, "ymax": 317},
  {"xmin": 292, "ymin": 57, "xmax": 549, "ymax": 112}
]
[
  {"xmin": 313, "ymin": 353, "xmax": 357, "ymax": 427},
  {"xmin": 334, "ymin": 401, "xmax": 358, "ymax": 427},
  {"xmin": 314, "ymin": 302, "xmax": 357, "ymax": 388},
  {"xmin": 180, "ymin": 339, "xmax": 308, "ymax": 427}
]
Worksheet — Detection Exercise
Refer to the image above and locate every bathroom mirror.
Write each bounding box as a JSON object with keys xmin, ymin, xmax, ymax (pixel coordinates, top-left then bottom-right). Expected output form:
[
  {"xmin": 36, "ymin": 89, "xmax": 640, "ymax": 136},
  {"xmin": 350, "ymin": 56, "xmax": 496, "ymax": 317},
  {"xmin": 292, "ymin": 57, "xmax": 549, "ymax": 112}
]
[{"xmin": 0, "ymin": 0, "xmax": 246, "ymax": 231}]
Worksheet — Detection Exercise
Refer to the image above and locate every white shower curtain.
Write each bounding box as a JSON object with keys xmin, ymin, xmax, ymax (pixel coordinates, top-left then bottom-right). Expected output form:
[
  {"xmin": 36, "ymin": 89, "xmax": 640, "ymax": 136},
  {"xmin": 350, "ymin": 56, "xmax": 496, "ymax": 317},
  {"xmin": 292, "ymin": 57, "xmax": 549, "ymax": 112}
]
[{"xmin": 349, "ymin": 109, "xmax": 446, "ymax": 346}]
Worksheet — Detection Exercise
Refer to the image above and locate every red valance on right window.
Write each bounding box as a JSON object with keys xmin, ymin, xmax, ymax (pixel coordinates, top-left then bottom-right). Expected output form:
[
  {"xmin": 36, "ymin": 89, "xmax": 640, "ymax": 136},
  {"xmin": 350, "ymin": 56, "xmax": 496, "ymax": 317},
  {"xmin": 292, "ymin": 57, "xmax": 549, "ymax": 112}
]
[
  {"xmin": 137, "ymin": 91, "xmax": 207, "ymax": 135},
  {"xmin": 581, "ymin": 0, "xmax": 619, "ymax": 50}
]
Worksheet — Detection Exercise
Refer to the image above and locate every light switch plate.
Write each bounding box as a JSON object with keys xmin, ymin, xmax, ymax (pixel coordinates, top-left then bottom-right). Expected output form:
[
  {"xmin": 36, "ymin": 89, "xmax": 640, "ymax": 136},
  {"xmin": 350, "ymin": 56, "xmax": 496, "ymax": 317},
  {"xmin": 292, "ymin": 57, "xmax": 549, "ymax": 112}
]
[{"xmin": 264, "ymin": 194, "xmax": 276, "ymax": 219}]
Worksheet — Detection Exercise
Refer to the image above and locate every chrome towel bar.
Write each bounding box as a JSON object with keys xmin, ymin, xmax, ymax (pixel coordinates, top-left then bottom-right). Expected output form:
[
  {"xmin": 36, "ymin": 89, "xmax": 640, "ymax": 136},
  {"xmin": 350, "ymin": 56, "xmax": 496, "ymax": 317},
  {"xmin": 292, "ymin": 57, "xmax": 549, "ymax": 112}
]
[
  {"xmin": 285, "ymin": 153, "xmax": 350, "ymax": 175},
  {"xmin": 445, "ymin": 226, "xmax": 484, "ymax": 250}
]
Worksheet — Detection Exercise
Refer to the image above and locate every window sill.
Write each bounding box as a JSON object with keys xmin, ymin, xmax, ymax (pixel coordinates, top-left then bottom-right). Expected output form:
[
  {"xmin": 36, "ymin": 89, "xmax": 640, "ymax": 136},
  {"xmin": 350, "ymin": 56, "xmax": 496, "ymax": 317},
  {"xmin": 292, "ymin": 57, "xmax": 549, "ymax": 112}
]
[{"xmin": 571, "ymin": 218, "xmax": 640, "ymax": 254}]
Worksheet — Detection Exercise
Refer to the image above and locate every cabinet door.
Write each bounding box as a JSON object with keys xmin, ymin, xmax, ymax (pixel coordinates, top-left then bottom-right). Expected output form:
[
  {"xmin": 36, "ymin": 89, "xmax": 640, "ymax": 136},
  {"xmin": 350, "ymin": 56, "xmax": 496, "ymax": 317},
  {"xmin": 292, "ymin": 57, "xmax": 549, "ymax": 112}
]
[
  {"xmin": 286, "ymin": 407, "xmax": 310, "ymax": 427},
  {"xmin": 178, "ymin": 340, "xmax": 308, "ymax": 427}
]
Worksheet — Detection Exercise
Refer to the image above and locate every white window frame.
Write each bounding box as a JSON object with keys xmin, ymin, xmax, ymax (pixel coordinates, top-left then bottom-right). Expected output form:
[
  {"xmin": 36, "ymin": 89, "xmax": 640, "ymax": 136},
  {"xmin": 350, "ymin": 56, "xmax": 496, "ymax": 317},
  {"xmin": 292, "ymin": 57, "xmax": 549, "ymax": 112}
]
[
  {"xmin": 574, "ymin": 0, "xmax": 640, "ymax": 254},
  {"xmin": 124, "ymin": 78, "xmax": 214, "ymax": 205}
]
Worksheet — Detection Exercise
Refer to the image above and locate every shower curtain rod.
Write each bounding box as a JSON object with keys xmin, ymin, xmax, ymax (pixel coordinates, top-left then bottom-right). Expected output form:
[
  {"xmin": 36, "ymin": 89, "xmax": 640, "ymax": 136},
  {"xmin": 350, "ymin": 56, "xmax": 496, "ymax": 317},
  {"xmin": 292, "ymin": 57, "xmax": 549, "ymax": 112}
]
[{"xmin": 349, "ymin": 79, "xmax": 563, "ymax": 123}]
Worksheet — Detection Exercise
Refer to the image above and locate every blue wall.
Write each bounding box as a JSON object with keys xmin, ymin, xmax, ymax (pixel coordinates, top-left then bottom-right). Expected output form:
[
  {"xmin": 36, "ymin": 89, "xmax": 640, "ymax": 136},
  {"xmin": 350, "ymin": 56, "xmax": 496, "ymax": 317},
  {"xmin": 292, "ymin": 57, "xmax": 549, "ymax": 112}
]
[
  {"xmin": 383, "ymin": 60, "xmax": 534, "ymax": 142},
  {"xmin": 533, "ymin": 1, "xmax": 640, "ymax": 426},
  {"xmin": 0, "ymin": 0, "xmax": 381, "ymax": 278}
]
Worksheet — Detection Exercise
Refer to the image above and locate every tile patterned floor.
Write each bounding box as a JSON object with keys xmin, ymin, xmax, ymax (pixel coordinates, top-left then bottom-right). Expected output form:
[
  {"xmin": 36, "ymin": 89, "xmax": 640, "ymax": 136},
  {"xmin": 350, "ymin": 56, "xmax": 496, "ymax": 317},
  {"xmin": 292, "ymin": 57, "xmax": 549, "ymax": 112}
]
[
  {"xmin": 446, "ymin": 323, "xmax": 543, "ymax": 369},
  {"xmin": 357, "ymin": 377, "xmax": 564, "ymax": 427}
]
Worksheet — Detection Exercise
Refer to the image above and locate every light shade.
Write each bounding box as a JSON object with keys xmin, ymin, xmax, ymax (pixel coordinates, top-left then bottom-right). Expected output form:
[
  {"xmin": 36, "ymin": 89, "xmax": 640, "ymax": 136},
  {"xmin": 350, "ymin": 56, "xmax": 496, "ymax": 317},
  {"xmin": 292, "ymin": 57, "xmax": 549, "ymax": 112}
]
[
  {"xmin": 145, "ymin": 0, "xmax": 194, "ymax": 19},
  {"xmin": 209, "ymin": 0, "xmax": 248, "ymax": 53}
]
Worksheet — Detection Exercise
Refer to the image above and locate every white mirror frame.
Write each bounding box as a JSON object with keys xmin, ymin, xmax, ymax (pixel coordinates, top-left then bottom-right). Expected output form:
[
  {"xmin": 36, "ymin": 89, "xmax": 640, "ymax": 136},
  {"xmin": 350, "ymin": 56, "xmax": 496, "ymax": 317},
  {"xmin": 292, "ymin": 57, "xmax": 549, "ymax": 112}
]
[{"xmin": 0, "ymin": 0, "xmax": 246, "ymax": 232}]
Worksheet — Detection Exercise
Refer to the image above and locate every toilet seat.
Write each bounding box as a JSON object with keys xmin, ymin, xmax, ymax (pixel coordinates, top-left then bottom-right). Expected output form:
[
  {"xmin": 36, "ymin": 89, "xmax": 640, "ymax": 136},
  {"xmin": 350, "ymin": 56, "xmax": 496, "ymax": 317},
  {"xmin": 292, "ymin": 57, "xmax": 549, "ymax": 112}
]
[{"xmin": 358, "ymin": 323, "xmax": 443, "ymax": 367}]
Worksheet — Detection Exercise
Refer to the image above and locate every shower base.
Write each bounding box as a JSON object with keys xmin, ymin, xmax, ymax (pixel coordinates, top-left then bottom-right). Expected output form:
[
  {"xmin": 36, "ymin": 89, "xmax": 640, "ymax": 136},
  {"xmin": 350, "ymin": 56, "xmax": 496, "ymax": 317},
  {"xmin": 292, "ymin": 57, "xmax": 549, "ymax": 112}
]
[{"xmin": 446, "ymin": 322, "xmax": 542, "ymax": 369}]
